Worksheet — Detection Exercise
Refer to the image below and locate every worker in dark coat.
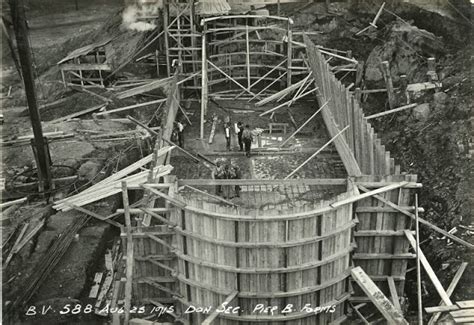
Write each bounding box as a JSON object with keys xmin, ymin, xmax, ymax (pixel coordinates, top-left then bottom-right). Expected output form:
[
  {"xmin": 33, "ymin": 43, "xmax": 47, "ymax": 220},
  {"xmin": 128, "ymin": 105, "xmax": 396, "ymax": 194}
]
[
  {"xmin": 224, "ymin": 122, "xmax": 231, "ymax": 151},
  {"xmin": 242, "ymin": 124, "xmax": 253, "ymax": 157},
  {"xmin": 176, "ymin": 121, "xmax": 184, "ymax": 148},
  {"xmin": 214, "ymin": 159, "xmax": 225, "ymax": 196},
  {"xmin": 230, "ymin": 160, "xmax": 241, "ymax": 198},
  {"xmin": 236, "ymin": 121, "xmax": 244, "ymax": 151}
]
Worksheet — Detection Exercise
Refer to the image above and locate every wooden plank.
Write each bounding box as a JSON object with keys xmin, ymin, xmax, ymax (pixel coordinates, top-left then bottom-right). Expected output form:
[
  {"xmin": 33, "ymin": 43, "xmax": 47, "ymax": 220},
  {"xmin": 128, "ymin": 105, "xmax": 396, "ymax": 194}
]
[
  {"xmin": 457, "ymin": 301, "xmax": 474, "ymax": 309},
  {"xmin": 0, "ymin": 197, "xmax": 27, "ymax": 209},
  {"xmin": 425, "ymin": 305, "xmax": 459, "ymax": 313},
  {"xmin": 141, "ymin": 185, "xmax": 186, "ymax": 209},
  {"xmin": 358, "ymin": 186, "xmax": 474, "ymax": 250},
  {"xmin": 405, "ymin": 231, "xmax": 453, "ymax": 306},
  {"xmin": 331, "ymin": 182, "xmax": 408, "ymax": 208},
  {"xmin": 94, "ymin": 99, "xmax": 166, "ymax": 116},
  {"xmin": 453, "ymin": 316, "xmax": 474, "ymax": 323},
  {"xmin": 117, "ymin": 77, "xmax": 173, "ymax": 99},
  {"xmin": 121, "ymin": 181, "xmax": 134, "ymax": 323},
  {"xmin": 365, "ymin": 103, "xmax": 417, "ymax": 120},
  {"xmin": 178, "ymin": 178, "xmax": 346, "ymax": 186},
  {"xmin": 201, "ymin": 291, "xmax": 238, "ymax": 325},
  {"xmin": 61, "ymin": 63, "xmax": 111, "ymax": 71},
  {"xmin": 351, "ymin": 267, "xmax": 408, "ymax": 324},
  {"xmin": 450, "ymin": 309, "xmax": 474, "ymax": 318},
  {"xmin": 49, "ymin": 103, "xmax": 106, "ymax": 123},
  {"xmin": 388, "ymin": 276, "xmax": 402, "ymax": 313}
]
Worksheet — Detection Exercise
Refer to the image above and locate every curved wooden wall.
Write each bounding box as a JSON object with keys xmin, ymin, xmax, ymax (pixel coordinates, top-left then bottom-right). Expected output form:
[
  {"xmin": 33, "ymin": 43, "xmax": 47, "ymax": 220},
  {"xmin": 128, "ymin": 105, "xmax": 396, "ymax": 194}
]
[{"xmin": 170, "ymin": 186, "xmax": 358, "ymax": 324}]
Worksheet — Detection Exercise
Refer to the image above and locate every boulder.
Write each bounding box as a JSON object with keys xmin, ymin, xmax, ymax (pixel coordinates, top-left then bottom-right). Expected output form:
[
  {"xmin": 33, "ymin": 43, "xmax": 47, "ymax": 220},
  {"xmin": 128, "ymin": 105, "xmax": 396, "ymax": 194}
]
[
  {"xmin": 413, "ymin": 103, "xmax": 431, "ymax": 121},
  {"xmin": 433, "ymin": 92, "xmax": 448, "ymax": 110},
  {"xmin": 364, "ymin": 20, "xmax": 444, "ymax": 82},
  {"xmin": 77, "ymin": 161, "xmax": 102, "ymax": 182}
]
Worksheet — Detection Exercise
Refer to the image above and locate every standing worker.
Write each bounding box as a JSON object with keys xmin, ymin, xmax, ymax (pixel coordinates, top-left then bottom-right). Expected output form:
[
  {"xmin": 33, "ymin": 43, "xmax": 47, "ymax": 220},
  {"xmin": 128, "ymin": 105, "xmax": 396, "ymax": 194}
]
[
  {"xmin": 224, "ymin": 122, "xmax": 231, "ymax": 151},
  {"xmin": 214, "ymin": 159, "xmax": 225, "ymax": 196},
  {"xmin": 230, "ymin": 160, "xmax": 241, "ymax": 198},
  {"xmin": 236, "ymin": 121, "xmax": 244, "ymax": 151},
  {"xmin": 242, "ymin": 124, "xmax": 253, "ymax": 157},
  {"xmin": 221, "ymin": 162, "xmax": 235, "ymax": 199},
  {"xmin": 176, "ymin": 120, "xmax": 184, "ymax": 148}
]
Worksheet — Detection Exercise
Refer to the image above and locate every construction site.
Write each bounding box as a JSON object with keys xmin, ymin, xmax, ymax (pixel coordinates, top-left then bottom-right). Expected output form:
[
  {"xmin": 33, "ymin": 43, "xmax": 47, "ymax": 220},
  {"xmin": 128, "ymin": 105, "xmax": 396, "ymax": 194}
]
[{"xmin": 0, "ymin": 0, "xmax": 473, "ymax": 324}]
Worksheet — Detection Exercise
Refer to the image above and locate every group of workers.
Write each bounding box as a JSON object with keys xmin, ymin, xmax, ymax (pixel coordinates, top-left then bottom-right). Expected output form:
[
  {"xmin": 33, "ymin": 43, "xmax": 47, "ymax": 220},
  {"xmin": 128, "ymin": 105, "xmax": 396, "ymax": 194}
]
[
  {"xmin": 215, "ymin": 159, "xmax": 241, "ymax": 199},
  {"xmin": 172, "ymin": 119, "xmax": 253, "ymax": 157}
]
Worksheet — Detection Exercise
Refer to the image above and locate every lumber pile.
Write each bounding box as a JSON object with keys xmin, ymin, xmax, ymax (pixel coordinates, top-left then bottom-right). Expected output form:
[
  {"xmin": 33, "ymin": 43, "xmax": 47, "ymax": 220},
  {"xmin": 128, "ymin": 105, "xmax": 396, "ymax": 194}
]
[
  {"xmin": 53, "ymin": 146, "xmax": 175, "ymax": 211},
  {"xmin": 7, "ymin": 215, "xmax": 90, "ymax": 315},
  {"xmin": 95, "ymin": 240, "xmax": 122, "ymax": 315},
  {"xmin": 1, "ymin": 131, "xmax": 75, "ymax": 147}
]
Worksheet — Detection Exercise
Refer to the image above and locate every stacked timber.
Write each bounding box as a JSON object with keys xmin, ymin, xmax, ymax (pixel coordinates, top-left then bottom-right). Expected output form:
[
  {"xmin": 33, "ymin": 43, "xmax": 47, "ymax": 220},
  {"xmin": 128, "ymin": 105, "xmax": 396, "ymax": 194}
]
[{"xmin": 53, "ymin": 146, "xmax": 175, "ymax": 212}]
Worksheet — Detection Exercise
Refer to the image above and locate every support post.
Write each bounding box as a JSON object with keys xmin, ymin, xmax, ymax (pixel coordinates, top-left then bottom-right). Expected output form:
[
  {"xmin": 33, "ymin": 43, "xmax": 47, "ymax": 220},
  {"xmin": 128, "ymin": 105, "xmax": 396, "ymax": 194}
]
[
  {"xmin": 200, "ymin": 27, "xmax": 208, "ymax": 140},
  {"xmin": 246, "ymin": 24, "xmax": 251, "ymax": 91},
  {"xmin": 399, "ymin": 74, "xmax": 409, "ymax": 105},
  {"xmin": 121, "ymin": 181, "xmax": 134, "ymax": 325},
  {"xmin": 10, "ymin": 0, "xmax": 52, "ymax": 192},
  {"xmin": 163, "ymin": 1, "xmax": 171, "ymax": 77},
  {"xmin": 405, "ymin": 231, "xmax": 453, "ymax": 306},
  {"xmin": 286, "ymin": 21, "xmax": 292, "ymax": 88},
  {"xmin": 381, "ymin": 61, "xmax": 396, "ymax": 109},
  {"xmin": 415, "ymin": 194, "xmax": 423, "ymax": 325},
  {"xmin": 427, "ymin": 57, "xmax": 437, "ymax": 81}
]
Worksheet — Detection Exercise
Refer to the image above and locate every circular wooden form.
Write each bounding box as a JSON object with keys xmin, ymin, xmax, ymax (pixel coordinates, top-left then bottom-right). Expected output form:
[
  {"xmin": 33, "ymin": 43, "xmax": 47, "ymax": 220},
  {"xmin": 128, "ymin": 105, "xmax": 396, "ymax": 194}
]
[{"xmin": 171, "ymin": 189, "xmax": 356, "ymax": 324}]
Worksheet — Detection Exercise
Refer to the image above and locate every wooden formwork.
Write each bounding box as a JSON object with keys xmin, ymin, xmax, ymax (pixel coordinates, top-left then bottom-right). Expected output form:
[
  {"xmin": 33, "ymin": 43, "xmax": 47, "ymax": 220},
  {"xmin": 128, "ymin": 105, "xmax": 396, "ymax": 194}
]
[
  {"xmin": 170, "ymin": 181, "xmax": 358, "ymax": 324},
  {"xmin": 304, "ymin": 35, "xmax": 399, "ymax": 176},
  {"xmin": 351, "ymin": 174, "xmax": 418, "ymax": 306},
  {"xmin": 121, "ymin": 225, "xmax": 177, "ymax": 303}
]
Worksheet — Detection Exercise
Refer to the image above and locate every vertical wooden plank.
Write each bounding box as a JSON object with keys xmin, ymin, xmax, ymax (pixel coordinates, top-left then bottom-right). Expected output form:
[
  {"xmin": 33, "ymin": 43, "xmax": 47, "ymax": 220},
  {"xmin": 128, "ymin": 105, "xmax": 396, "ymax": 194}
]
[
  {"xmin": 200, "ymin": 30, "xmax": 208, "ymax": 139},
  {"xmin": 121, "ymin": 181, "xmax": 133, "ymax": 324}
]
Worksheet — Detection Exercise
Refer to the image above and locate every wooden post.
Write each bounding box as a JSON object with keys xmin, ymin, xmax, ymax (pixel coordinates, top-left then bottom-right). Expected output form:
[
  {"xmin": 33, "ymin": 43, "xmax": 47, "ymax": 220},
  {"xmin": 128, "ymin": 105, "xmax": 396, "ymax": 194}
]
[
  {"xmin": 415, "ymin": 194, "xmax": 423, "ymax": 325},
  {"xmin": 201, "ymin": 28, "xmax": 208, "ymax": 139},
  {"xmin": 121, "ymin": 181, "xmax": 134, "ymax": 325},
  {"xmin": 388, "ymin": 276, "xmax": 402, "ymax": 313},
  {"xmin": 286, "ymin": 21, "xmax": 292, "ymax": 88},
  {"xmin": 399, "ymin": 74, "xmax": 409, "ymax": 105},
  {"xmin": 355, "ymin": 61, "xmax": 364, "ymax": 87},
  {"xmin": 163, "ymin": 1, "xmax": 171, "ymax": 77},
  {"xmin": 246, "ymin": 24, "xmax": 251, "ymax": 91},
  {"xmin": 405, "ymin": 231, "xmax": 453, "ymax": 306},
  {"xmin": 351, "ymin": 266, "xmax": 409, "ymax": 324},
  {"xmin": 10, "ymin": 0, "xmax": 52, "ymax": 192},
  {"xmin": 354, "ymin": 87, "xmax": 362, "ymax": 103},
  {"xmin": 427, "ymin": 57, "xmax": 437, "ymax": 81},
  {"xmin": 381, "ymin": 61, "xmax": 396, "ymax": 109}
]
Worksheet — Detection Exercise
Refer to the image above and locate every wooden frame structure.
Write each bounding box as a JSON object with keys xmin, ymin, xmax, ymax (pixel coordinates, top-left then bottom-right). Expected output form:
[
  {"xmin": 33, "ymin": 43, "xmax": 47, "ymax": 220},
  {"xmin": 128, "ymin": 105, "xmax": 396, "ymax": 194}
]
[
  {"xmin": 58, "ymin": 39, "xmax": 112, "ymax": 88},
  {"xmin": 199, "ymin": 15, "xmax": 299, "ymax": 139}
]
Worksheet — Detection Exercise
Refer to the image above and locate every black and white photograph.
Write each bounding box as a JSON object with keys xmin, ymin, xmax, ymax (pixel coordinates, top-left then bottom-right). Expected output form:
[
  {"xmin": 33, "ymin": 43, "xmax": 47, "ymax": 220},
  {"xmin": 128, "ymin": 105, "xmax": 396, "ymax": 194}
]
[{"xmin": 0, "ymin": 0, "xmax": 472, "ymax": 324}]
